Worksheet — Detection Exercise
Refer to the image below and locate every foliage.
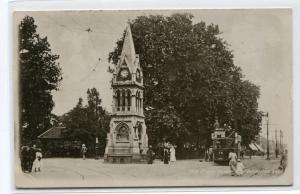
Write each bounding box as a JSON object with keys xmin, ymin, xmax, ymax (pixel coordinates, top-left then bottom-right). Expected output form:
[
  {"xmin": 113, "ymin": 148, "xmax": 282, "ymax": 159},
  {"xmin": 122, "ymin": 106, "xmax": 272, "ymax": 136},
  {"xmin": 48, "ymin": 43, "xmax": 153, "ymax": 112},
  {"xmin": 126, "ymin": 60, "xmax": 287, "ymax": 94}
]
[
  {"xmin": 61, "ymin": 88, "xmax": 110, "ymax": 155},
  {"xmin": 19, "ymin": 16, "xmax": 62, "ymax": 145},
  {"xmin": 109, "ymin": 13, "xmax": 262, "ymax": 148}
]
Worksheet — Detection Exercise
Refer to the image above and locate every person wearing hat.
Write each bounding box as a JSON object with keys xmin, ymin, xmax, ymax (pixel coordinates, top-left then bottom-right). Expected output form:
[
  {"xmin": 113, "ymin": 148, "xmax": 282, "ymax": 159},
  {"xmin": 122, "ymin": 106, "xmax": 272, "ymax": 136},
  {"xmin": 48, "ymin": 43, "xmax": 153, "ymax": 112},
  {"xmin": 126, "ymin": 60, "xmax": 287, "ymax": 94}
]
[
  {"xmin": 33, "ymin": 148, "xmax": 43, "ymax": 172},
  {"xmin": 170, "ymin": 145, "xmax": 176, "ymax": 163},
  {"xmin": 235, "ymin": 158, "xmax": 244, "ymax": 176},
  {"xmin": 80, "ymin": 144, "xmax": 88, "ymax": 160}
]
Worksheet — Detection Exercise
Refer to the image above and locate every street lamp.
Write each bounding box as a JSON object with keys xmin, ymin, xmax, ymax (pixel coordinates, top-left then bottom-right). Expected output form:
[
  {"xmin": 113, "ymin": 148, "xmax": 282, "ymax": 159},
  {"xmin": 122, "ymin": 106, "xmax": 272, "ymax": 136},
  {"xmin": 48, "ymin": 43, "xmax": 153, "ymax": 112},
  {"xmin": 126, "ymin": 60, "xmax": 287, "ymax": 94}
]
[
  {"xmin": 95, "ymin": 104, "xmax": 101, "ymax": 160},
  {"xmin": 95, "ymin": 137, "xmax": 100, "ymax": 160}
]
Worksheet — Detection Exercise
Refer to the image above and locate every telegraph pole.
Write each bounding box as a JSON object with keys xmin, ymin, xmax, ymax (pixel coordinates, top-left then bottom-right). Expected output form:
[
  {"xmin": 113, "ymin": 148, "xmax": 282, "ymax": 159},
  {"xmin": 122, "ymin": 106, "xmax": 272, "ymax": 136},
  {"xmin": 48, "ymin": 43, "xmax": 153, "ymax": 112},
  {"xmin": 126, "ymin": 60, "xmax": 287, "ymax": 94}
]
[
  {"xmin": 275, "ymin": 129, "xmax": 278, "ymax": 158},
  {"xmin": 266, "ymin": 112, "xmax": 270, "ymax": 160},
  {"xmin": 280, "ymin": 130, "xmax": 283, "ymax": 153}
]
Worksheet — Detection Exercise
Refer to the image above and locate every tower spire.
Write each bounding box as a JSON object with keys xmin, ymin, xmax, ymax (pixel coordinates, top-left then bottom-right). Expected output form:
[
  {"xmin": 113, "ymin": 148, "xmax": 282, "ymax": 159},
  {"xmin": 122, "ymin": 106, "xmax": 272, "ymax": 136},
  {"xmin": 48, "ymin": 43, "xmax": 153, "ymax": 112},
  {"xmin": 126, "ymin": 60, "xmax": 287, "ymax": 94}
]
[{"xmin": 119, "ymin": 22, "xmax": 136, "ymax": 68}]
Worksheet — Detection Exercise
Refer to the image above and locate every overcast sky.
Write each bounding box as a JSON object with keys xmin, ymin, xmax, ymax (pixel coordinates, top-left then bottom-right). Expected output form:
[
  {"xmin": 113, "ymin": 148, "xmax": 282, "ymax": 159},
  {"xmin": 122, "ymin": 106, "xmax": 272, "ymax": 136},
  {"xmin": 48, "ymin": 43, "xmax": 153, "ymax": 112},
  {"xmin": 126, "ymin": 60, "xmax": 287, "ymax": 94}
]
[{"xmin": 15, "ymin": 9, "xmax": 292, "ymax": 142}]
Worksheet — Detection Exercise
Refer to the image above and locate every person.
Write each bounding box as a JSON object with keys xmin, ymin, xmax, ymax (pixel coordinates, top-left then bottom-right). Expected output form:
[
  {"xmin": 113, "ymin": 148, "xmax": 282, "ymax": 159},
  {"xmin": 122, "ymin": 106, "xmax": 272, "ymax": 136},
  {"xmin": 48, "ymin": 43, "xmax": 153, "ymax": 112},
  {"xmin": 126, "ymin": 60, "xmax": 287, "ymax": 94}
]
[
  {"xmin": 279, "ymin": 149, "xmax": 288, "ymax": 172},
  {"xmin": 160, "ymin": 146, "xmax": 164, "ymax": 161},
  {"xmin": 33, "ymin": 148, "xmax": 43, "ymax": 172},
  {"xmin": 163, "ymin": 147, "xmax": 169, "ymax": 164},
  {"xmin": 81, "ymin": 144, "xmax": 87, "ymax": 160},
  {"xmin": 21, "ymin": 146, "xmax": 32, "ymax": 172},
  {"xmin": 235, "ymin": 159, "xmax": 244, "ymax": 176},
  {"xmin": 240, "ymin": 149, "xmax": 244, "ymax": 159},
  {"xmin": 204, "ymin": 149, "xmax": 209, "ymax": 162},
  {"xmin": 170, "ymin": 145, "xmax": 176, "ymax": 163},
  {"xmin": 20, "ymin": 146, "xmax": 28, "ymax": 172},
  {"xmin": 214, "ymin": 119, "xmax": 220, "ymax": 130},
  {"xmin": 208, "ymin": 147, "xmax": 213, "ymax": 162},
  {"xmin": 147, "ymin": 145, "xmax": 154, "ymax": 164},
  {"xmin": 28, "ymin": 145, "xmax": 37, "ymax": 172},
  {"xmin": 228, "ymin": 149, "xmax": 237, "ymax": 176},
  {"xmin": 249, "ymin": 150, "xmax": 252, "ymax": 159}
]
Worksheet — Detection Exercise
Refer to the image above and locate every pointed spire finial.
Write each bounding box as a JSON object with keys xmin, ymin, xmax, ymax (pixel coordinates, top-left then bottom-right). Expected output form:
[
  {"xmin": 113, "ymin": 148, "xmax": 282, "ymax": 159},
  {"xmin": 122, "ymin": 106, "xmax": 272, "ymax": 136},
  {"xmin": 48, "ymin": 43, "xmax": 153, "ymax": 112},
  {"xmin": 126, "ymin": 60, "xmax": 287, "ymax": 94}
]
[{"xmin": 119, "ymin": 21, "xmax": 136, "ymax": 69}]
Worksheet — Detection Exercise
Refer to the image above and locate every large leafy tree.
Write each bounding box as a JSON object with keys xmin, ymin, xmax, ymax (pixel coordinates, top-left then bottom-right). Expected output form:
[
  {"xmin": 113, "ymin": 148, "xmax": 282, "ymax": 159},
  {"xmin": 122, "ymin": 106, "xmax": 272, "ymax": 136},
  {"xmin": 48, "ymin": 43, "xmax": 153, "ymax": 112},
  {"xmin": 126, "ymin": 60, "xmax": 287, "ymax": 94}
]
[
  {"xmin": 19, "ymin": 16, "xmax": 62, "ymax": 145},
  {"xmin": 109, "ymin": 13, "xmax": 262, "ymax": 149},
  {"xmin": 61, "ymin": 88, "xmax": 110, "ymax": 156}
]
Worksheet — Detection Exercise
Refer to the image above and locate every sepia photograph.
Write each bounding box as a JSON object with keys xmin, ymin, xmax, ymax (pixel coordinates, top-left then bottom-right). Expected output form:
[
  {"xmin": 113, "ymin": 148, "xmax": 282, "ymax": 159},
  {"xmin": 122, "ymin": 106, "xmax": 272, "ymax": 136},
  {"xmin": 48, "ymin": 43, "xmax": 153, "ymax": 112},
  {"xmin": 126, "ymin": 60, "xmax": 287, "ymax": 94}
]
[{"xmin": 13, "ymin": 9, "xmax": 293, "ymax": 188}]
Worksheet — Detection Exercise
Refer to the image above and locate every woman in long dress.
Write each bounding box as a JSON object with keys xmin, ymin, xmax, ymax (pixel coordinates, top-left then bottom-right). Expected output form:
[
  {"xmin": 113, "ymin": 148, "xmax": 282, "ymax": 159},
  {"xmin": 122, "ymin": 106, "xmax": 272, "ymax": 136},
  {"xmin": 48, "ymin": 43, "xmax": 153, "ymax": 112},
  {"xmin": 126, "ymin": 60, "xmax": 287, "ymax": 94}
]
[
  {"xmin": 33, "ymin": 149, "xmax": 43, "ymax": 172},
  {"xmin": 163, "ymin": 147, "xmax": 169, "ymax": 164},
  {"xmin": 170, "ymin": 146, "xmax": 176, "ymax": 162},
  {"xmin": 228, "ymin": 150, "xmax": 237, "ymax": 176}
]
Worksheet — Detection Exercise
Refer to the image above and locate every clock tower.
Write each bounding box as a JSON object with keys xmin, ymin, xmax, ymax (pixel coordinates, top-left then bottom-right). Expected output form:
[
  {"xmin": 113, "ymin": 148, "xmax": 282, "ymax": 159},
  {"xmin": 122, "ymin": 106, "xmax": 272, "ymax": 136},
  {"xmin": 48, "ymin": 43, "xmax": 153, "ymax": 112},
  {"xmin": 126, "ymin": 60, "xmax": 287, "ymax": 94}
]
[{"xmin": 104, "ymin": 23, "xmax": 148, "ymax": 163}]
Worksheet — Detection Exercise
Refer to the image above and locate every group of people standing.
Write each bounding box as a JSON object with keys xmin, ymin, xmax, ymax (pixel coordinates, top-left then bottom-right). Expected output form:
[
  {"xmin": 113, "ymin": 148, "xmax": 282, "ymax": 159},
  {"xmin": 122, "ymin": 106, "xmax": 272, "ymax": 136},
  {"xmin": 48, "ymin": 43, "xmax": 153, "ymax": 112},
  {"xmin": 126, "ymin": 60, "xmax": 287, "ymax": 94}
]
[
  {"xmin": 146, "ymin": 144, "xmax": 176, "ymax": 165},
  {"xmin": 163, "ymin": 145, "xmax": 176, "ymax": 164},
  {"xmin": 20, "ymin": 144, "xmax": 43, "ymax": 173}
]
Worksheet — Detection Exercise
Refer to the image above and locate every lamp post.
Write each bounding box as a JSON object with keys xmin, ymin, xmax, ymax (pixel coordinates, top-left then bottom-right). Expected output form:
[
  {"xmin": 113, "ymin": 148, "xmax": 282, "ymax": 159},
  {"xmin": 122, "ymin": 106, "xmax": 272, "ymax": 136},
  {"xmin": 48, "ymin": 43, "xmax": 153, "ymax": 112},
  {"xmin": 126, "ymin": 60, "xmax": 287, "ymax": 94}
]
[
  {"xmin": 95, "ymin": 136, "xmax": 100, "ymax": 160},
  {"xmin": 275, "ymin": 129, "xmax": 278, "ymax": 158},
  {"xmin": 95, "ymin": 104, "xmax": 101, "ymax": 160}
]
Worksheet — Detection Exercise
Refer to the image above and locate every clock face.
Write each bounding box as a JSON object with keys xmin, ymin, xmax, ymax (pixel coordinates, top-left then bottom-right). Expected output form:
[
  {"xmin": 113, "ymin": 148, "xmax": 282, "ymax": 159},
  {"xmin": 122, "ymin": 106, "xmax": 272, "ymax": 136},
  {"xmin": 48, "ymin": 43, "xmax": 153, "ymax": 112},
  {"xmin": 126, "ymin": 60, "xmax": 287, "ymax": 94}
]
[{"xmin": 120, "ymin": 69, "xmax": 129, "ymax": 78}]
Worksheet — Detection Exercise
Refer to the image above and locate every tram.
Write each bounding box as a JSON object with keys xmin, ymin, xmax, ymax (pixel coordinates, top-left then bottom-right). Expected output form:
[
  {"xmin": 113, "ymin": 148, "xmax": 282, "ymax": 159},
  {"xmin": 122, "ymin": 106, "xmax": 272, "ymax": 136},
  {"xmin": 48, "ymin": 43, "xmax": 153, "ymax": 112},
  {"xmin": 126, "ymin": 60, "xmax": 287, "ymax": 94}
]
[{"xmin": 211, "ymin": 125, "xmax": 241, "ymax": 165}]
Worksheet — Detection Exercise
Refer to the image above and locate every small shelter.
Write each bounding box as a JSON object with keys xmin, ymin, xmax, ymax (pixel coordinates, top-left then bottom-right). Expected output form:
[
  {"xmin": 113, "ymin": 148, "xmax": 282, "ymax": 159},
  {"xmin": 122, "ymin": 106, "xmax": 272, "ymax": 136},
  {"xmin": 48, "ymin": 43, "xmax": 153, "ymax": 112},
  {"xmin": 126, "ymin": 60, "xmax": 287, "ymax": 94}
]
[{"xmin": 38, "ymin": 126, "xmax": 82, "ymax": 157}]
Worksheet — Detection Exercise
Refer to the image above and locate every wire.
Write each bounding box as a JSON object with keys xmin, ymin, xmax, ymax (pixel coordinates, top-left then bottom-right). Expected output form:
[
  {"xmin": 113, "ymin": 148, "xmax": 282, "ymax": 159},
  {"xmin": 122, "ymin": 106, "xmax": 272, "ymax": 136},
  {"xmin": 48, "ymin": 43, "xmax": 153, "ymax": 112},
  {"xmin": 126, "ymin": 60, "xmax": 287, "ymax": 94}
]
[{"xmin": 35, "ymin": 14, "xmax": 124, "ymax": 87}]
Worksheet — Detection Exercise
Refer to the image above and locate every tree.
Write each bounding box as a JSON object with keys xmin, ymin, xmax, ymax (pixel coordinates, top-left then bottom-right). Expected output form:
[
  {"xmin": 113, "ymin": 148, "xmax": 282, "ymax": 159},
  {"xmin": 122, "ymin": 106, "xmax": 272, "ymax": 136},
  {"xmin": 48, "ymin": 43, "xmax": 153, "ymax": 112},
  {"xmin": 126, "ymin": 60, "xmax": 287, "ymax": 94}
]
[
  {"xmin": 109, "ymin": 13, "xmax": 262, "ymax": 150},
  {"xmin": 86, "ymin": 88, "xmax": 110, "ymax": 153},
  {"xmin": 61, "ymin": 98, "xmax": 92, "ymax": 144},
  {"xmin": 61, "ymin": 89, "xmax": 110, "ymax": 156},
  {"xmin": 19, "ymin": 16, "xmax": 62, "ymax": 145}
]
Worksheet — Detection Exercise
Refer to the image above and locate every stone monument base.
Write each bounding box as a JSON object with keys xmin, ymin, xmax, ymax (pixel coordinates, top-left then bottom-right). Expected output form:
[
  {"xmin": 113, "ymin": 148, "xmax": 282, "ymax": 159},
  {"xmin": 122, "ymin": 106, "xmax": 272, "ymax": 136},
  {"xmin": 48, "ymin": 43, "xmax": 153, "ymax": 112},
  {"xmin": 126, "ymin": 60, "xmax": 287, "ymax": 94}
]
[{"xmin": 104, "ymin": 154, "xmax": 148, "ymax": 164}]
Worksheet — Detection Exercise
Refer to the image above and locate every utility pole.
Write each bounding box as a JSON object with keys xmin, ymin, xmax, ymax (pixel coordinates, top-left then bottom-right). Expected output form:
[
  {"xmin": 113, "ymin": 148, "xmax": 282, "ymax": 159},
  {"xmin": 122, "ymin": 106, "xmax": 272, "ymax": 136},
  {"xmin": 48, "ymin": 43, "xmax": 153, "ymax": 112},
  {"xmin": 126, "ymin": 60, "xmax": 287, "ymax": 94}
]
[
  {"xmin": 280, "ymin": 130, "xmax": 283, "ymax": 153},
  {"xmin": 266, "ymin": 112, "xmax": 270, "ymax": 160},
  {"xmin": 275, "ymin": 129, "xmax": 278, "ymax": 158}
]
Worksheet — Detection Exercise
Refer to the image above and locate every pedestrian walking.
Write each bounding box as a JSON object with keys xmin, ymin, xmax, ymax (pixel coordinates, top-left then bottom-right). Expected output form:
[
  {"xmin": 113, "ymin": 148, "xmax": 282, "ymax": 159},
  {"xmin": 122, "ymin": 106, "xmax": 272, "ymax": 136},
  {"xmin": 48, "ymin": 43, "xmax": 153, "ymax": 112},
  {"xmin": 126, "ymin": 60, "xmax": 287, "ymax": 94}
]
[
  {"xmin": 170, "ymin": 145, "xmax": 176, "ymax": 163},
  {"xmin": 147, "ymin": 145, "xmax": 154, "ymax": 164},
  {"xmin": 279, "ymin": 149, "xmax": 288, "ymax": 172},
  {"xmin": 228, "ymin": 149, "xmax": 237, "ymax": 176},
  {"xmin": 235, "ymin": 159, "xmax": 244, "ymax": 176},
  {"xmin": 81, "ymin": 144, "xmax": 88, "ymax": 160},
  {"xmin": 33, "ymin": 148, "xmax": 43, "ymax": 172}
]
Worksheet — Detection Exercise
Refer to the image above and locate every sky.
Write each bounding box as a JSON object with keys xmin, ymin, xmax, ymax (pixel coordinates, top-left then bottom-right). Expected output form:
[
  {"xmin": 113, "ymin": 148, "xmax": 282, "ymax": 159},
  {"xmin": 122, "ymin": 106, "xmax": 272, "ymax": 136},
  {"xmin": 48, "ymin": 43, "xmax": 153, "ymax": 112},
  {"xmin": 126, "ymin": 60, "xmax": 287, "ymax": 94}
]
[{"xmin": 14, "ymin": 9, "xmax": 292, "ymax": 143}]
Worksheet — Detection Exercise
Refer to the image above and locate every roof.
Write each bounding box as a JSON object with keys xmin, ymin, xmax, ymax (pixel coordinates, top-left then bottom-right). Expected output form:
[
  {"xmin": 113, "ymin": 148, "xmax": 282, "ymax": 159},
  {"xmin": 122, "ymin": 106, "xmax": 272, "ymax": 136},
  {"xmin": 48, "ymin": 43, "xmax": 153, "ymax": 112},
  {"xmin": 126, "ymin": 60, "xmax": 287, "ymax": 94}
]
[
  {"xmin": 248, "ymin": 143, "xmax": 258, "ymax": 151},
  {"xmin": 116, "ymin": 23, "xmax": 141, "ymax": 74},
  {"xmin": 254, "ymin": 143, "xmax": 265, "ymax": 152},
  {"xmin": 38, "ymin": 126, "xmax": 66, "ymax": 139}
]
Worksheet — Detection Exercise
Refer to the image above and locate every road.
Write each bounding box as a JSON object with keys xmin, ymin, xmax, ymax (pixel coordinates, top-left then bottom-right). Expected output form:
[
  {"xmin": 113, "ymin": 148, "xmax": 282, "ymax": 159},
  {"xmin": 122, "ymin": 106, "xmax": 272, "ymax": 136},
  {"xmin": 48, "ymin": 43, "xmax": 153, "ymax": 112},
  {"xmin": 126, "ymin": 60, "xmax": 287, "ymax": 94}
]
[{"xmin": 16, "ymin": 156, "xmax": 290, "ymax": 188}]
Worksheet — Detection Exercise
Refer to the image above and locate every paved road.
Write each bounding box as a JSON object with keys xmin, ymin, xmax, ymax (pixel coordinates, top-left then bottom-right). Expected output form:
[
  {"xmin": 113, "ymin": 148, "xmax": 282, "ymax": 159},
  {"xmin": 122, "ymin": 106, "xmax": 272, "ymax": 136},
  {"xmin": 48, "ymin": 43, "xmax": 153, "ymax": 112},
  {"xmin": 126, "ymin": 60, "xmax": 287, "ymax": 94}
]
[{"xmin": 16, "ymin": 156, "xmax": 289, "ymax": 188}]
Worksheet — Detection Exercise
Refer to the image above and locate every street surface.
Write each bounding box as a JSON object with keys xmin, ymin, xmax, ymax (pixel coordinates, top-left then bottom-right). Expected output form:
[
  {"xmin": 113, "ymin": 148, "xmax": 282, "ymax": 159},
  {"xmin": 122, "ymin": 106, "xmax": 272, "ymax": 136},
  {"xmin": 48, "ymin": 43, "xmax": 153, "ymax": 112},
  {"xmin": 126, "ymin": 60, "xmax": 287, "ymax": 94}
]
[{"xmin": 16, "ymin": 156, "xmax": 290, "ymax": 188}]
